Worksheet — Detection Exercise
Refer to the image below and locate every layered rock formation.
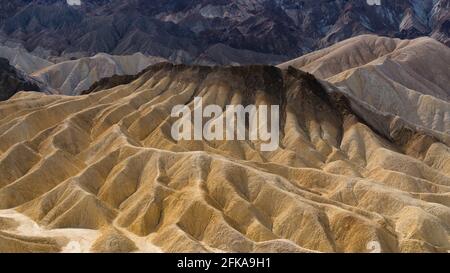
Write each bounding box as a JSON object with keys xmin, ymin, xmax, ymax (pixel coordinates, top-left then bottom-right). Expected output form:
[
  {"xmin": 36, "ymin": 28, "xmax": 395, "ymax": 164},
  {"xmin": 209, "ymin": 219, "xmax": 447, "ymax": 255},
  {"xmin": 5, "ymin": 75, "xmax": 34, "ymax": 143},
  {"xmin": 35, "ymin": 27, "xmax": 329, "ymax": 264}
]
[
  {"xmin": 0, "ymin": 0, "xmax": 448, "ymax": 64},
  {"xmin": 0, "ymin": 44, "xmax": 168, "ymax": 96},
  {"xmin": 31, "ymin": 53, "xmax": 166, "ymax": 95},
  {"xmin": 0, "ymin": 60, "xmax": 448, "ymax": 253},
  {"xmin": 0, "ymin": 45, "xmax": 54, "ymax": 74},
  {"xmin": 279, "ymin": 35, "xmax": 450, "ymax": 145}
]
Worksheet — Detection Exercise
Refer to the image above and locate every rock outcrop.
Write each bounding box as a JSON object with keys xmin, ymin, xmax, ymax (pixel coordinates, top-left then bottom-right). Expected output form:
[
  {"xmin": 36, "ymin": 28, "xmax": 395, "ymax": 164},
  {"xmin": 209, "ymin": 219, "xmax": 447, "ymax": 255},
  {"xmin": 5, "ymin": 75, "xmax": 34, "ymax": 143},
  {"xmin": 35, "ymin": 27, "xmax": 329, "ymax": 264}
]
[{"xmin": 0, "ymin": 61, "xmax": 448, "ymax": 252}]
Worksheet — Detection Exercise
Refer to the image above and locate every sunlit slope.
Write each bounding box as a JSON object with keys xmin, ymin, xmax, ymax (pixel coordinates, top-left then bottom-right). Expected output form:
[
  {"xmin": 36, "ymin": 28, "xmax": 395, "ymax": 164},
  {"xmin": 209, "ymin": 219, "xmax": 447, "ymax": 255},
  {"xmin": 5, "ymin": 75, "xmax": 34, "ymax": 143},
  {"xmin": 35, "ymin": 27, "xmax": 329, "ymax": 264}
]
[
  {"xmin": 279, "ymin": 35, "xmax": 450, "ymax": 137},
  {"xmin": 0, "ymin": 45, "xmax": 53, "ymax": 74},
  {"xmin": 0, "ymin": 63, "xmax": 448, "ymax": 253},
  {"xmin": 32, "ymin": 53, "xmax": 166, "ymax": 95}
]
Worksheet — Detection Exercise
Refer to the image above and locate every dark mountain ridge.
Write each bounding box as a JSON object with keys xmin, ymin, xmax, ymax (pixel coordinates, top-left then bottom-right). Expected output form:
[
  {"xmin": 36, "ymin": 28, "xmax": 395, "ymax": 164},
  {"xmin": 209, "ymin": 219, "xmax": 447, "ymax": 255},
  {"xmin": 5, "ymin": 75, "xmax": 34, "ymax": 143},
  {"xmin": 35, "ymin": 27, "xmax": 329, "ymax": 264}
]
[
  {"xmin": 0, "ymin": 57, "xmax": 41, "ymax": 100},
  {"xmin": 0, "ymin": 0, "xmax": 448, "ymax": 65}
]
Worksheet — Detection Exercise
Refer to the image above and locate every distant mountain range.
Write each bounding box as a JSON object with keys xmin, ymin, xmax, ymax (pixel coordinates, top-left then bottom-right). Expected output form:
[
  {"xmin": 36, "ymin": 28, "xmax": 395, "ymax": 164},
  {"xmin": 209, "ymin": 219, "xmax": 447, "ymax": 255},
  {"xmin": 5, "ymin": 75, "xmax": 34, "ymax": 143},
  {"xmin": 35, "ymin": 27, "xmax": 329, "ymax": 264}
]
[
  {"xmin": 31, "ymin": 53, "xmax": 165, "ymax": 95},
  {"xmin": 0, "ymin": 45, "xmax": 53, "ymax": 74},
  {"xmin": 0, "ymin": 44, "xmax": 166, "ymax": 96},
  {"xmin": 0, "ymin": 0, "xmax": 448, "ymax": 65}
]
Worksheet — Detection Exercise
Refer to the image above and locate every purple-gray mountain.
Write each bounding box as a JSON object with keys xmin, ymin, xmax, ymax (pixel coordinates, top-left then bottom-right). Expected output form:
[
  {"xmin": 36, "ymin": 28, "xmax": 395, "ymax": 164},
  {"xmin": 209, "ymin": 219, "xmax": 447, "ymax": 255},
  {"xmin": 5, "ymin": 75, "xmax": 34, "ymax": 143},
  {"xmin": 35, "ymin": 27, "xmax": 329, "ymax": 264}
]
[{"xmin": 0, "ymin": 0, "xmax": 448, "ymax": 65}]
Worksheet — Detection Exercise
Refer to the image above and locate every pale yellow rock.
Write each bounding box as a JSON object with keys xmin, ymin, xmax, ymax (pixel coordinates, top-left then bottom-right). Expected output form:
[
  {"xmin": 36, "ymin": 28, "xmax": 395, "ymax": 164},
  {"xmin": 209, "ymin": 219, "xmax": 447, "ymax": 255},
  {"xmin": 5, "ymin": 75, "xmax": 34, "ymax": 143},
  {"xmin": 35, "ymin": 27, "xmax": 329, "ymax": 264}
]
[{"xmin": 0, "ymin": 42, "xmax": 448, "ymax": 253}]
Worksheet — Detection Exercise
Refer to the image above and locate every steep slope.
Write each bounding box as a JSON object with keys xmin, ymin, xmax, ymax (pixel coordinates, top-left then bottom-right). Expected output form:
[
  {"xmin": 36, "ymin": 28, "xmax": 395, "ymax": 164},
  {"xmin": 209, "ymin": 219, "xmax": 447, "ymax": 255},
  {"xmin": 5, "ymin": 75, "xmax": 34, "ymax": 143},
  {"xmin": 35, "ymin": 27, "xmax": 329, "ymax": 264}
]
[
  {"xmin": 0, "ymin": 45, "xmax": 54, "ymax": 74},
  {"xmin": 31, "ymin": 53, "xmax": 166, "ymax": 95},
  {"xmin": 0, "ymin": 63, "xmax": 448, "ymax": 253},
  {"xmin": 430, "ymin": 0, "xmax": 450, "ymax": 46},
  {"xmin": 194, "ymin": 43, "xmax": 287, "ymax": 66},
  {"xmin": 0, "ymin": 0, "xmax": 448, "ymax": 64},
  {"xmin": 0, "ymin": 57, "xmax": 42, "ymax": 101},
  {"xmin": 279, "ymin": 35, "xmax": 450, "ymax": 142}
]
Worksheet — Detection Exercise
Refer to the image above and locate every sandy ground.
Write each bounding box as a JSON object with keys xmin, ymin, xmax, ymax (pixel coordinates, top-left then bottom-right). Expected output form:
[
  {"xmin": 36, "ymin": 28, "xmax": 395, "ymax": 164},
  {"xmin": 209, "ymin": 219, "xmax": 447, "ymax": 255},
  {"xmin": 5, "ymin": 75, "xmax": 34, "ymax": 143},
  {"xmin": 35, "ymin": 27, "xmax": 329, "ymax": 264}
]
[{"xmin": 0, "ymin": 209, "xmax": 162, "ymax": 253}]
